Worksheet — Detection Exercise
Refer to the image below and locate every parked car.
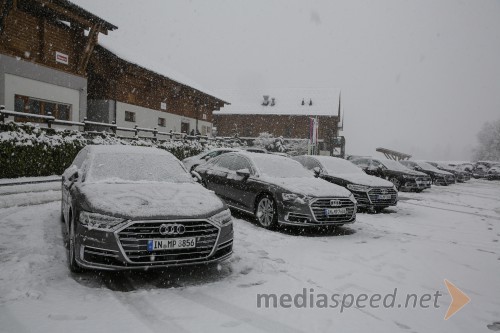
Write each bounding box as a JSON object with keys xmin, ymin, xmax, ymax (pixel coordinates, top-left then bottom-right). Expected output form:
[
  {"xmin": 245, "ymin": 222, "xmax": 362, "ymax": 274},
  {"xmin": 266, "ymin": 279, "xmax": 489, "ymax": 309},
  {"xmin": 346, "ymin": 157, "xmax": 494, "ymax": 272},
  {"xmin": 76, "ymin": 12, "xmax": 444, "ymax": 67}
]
[
  {"xmin": 61, "ymin": 145, "xmax": 233, "ymax": 272},
  {"xmin": 486, "ymin": 166, "xmax": 500, "ymax": 180},
  {"xmin": 293, "ymin": 155, "xmax": 397, "ymax": 212},
  {"xmin": 194, "ymin": 152, "xmax": 357, "ymax": 229},
  {"xmin": 351, "ymin": 157, "xmax": 432, "ymax": 192},
  {"xmin": 182, "ymin": 148, "xmax": 239, "ymax": 171},
  {"xmin": 399, "ymin": 160, "xmax": 455, "ymax": 185},
  {"xmin": 472, "ymin": 163, "xmax": 489, "ymax": 179},
  {"xmin": 426, "ymin": 162, "xmax": 467, "ymax": 182}
]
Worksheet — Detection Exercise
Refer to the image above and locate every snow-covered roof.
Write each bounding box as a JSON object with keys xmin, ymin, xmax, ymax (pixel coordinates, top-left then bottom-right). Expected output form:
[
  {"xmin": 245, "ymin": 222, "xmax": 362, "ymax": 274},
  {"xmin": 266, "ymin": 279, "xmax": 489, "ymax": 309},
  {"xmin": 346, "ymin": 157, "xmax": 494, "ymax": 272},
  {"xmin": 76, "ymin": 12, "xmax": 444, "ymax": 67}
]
[{"xmin": 213, "ymin": 88, "xmax": 340, "ymax": 116}]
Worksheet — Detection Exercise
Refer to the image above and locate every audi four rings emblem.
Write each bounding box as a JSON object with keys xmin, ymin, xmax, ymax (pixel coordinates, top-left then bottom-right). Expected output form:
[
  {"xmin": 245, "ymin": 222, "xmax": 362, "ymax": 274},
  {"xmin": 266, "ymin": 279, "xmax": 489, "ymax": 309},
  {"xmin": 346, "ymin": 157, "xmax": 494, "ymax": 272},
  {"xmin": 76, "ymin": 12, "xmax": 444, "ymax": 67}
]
[
  {"xmin": 330, "ymin": 200, "xmax": 341, "ymax": 206},
  {"xmin": 381, "ymin": 189, "xmax": 388, "ymax": 194},
  {"xmin": 159, "ymin": 223, "xmax": 185, "ymax": 235}
]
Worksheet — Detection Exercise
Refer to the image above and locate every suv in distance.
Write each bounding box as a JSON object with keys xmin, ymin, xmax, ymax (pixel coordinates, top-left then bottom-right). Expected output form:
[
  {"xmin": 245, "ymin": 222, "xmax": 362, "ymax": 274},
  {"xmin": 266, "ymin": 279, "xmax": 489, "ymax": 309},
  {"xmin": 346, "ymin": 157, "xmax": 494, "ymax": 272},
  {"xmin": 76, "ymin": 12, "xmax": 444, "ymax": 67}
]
[
  {"xmin": 400, "ymin": 160, "xmax": 455, "ymax": 185},
  {"xmin": 61, "ymin": 145, "xmax": 233, "ymax": 272},
  {"xmin": 293, "ymin": 155, "xmax": 397, "ymax": 212},
  {"xmin": 195, "ymin": 152, "xmax": 357, "ymax": 229},
  {"xmin": 351, "ymin": 157, "xmax": 431, "ymax": 192}
]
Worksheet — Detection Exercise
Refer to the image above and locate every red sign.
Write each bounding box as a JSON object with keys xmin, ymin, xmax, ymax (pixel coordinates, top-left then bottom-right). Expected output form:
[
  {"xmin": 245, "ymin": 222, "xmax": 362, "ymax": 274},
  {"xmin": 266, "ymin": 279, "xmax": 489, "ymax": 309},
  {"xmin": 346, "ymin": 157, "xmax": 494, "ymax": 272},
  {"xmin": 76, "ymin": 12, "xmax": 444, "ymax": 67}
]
[{"xmin": 55, "ymin": 51, "xmax": 69, "ymax": 65}]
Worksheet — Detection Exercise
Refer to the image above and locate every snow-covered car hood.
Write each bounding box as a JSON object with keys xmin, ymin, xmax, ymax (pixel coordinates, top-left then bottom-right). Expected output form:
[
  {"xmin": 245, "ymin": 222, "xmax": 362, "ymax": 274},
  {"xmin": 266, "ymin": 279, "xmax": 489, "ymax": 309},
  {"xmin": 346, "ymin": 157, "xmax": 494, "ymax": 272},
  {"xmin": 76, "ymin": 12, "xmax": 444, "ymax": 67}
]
[
  {"xmin": 77, "ymin": 182, "xmax": 225, "ymax": 220},
  {"xmin": 332, "ymin": 173, "xmax": 394, "ymax": 187},
  {"xmin": 261, "ymin": 176, "xmax": 352, "ymax": 198}
]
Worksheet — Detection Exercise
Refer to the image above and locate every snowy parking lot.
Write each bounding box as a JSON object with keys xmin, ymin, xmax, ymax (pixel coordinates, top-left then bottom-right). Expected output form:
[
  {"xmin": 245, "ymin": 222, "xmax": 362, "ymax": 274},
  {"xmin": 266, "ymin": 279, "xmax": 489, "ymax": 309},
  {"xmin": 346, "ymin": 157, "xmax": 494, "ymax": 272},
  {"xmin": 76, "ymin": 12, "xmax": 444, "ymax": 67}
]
[{"xmin": 0, "ymin": 179, "xmax": 499, "ymax": 333}]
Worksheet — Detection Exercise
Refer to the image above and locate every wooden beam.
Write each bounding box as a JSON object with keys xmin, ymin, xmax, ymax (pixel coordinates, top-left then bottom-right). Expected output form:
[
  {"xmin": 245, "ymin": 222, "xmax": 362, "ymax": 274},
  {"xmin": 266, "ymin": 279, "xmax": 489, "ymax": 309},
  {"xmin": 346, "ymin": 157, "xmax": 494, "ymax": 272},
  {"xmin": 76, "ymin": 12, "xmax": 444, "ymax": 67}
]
[
  {"xmin": 0, "ymin": 0, "xmax": 16, "ymax": 38},
  {"xmin": 33, "ymin": 0, "xmax": 109, "ymax": 34},
  {"xmin": 77, "ymin": 22, "xmax": 100, "ymax": 75}
]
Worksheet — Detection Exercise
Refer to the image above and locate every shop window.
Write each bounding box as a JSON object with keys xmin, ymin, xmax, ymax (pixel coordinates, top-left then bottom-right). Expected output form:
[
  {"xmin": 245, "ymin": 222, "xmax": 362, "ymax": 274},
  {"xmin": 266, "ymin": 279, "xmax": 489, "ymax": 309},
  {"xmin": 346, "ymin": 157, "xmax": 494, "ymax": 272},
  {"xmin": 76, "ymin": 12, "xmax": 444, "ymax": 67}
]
[{"xmin": 14, "ymin": 95, "xmax": 71, "ymax": 122}]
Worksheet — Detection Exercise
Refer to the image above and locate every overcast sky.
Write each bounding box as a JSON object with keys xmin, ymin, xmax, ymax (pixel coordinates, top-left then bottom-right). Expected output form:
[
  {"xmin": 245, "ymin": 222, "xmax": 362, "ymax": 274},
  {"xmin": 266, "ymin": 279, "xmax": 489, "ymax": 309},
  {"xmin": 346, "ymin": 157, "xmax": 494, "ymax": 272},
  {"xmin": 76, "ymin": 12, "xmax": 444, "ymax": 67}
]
[{"xmin": 74, "ymin": 0, "xmax": 500, "ymax": 160}]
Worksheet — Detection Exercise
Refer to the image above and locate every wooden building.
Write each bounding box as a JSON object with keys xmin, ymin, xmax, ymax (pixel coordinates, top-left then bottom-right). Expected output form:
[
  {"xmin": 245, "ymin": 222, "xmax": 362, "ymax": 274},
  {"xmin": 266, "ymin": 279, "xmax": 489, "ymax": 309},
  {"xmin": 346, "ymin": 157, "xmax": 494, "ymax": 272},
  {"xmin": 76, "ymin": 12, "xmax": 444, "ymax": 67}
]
[
  {"xmin": 0, "ymin": 0, "xmax": 227, "ymax": 134},
  {"xmin": 213, "ymin": 89, "xmax": 344, "ymax": 155},
  {"xmin": 87, "ymin": 45, "xmax": 227, "ymax": 136},
  {"xmin": 0, "ymin": 0, "xmax": 116, "ymax": 124}
]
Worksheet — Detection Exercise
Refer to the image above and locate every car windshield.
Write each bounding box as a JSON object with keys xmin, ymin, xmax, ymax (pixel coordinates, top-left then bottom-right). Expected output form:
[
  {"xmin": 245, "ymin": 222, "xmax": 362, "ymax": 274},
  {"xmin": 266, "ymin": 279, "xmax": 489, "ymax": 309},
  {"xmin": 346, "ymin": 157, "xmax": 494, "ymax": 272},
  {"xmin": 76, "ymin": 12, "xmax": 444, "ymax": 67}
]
[
  {"xmin": 86, "ymin": 152, "xmax": 192, "ymax": 183},
  {"xmin": 415, "ymin": 161, "xmax": 441, "ymax": 172},
  {"xmin": 379, "ymin": 159, "xmax": 412, "ymax": 172},
  {"xmin": 251, "ymin": 154, "xmax": 313, "ymax": 178},
  {"xmin": 318, "ymin": 158, "xmax": 364, "ymax": 174}
]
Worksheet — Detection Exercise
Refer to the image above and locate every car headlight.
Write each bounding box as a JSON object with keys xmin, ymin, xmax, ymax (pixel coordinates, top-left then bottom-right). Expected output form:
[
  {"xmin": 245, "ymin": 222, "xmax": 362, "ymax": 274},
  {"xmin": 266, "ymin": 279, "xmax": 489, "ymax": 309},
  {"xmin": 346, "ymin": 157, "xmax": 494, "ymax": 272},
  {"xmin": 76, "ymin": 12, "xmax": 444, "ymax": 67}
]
[
  {"xmin": 282, "ymin": 193, "xmax": 299, "ymax": 201},
  {"xmin": 209, "ymin": 209, "xmax": 232, "ymax": 227},
  {"xmin": 79, "ymin": 211, "xmax": 128, "ymax": 232},
  {"xmin": 347, "ymin": 184, "xmax": 370, "ymax": 192}
]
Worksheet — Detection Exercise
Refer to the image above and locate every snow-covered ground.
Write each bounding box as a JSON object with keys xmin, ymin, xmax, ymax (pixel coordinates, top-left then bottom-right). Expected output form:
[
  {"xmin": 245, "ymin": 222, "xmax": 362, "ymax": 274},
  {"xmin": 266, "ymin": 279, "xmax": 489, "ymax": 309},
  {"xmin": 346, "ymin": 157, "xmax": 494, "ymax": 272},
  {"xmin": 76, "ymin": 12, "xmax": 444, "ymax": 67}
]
[{"xmin": 0, "ymin": 179, "xmax": 499, "ymax": 332}]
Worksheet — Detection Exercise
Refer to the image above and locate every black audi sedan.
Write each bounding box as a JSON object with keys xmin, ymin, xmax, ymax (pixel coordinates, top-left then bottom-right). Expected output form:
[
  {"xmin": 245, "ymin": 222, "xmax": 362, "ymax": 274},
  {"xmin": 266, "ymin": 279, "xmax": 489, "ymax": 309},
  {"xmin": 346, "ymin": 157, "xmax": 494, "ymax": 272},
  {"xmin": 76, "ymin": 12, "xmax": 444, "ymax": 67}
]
[
  {"xmin": 61, "ymin": 145, "xmax": 233, "ymax": 272},
  {"xmin": 194, "ymin": 152, "xmax": 357, "ymax": 229},
  {"xmin": 351, "ymin": 157, "xmax": 432, "ymax": 192},
  {"xmin": 399, "ymin": 160, "xmax": 455, "ymax": 185},
  {"xmin": 426, "ymin": 162, "xmax": 467, "ymax": 182},
  {"xmin": 293, "ymin": 155, "xmax": 397, "ymax": 212}
]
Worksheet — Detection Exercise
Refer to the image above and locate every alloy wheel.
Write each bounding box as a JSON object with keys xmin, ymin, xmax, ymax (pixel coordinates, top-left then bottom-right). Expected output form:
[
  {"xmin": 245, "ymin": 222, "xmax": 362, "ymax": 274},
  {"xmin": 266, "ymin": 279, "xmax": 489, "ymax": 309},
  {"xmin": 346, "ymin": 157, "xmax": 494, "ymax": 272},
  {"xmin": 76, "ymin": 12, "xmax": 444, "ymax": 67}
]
[{"xmin": 256, "ymin": 196, "xmax": 277, "ymax": 229}]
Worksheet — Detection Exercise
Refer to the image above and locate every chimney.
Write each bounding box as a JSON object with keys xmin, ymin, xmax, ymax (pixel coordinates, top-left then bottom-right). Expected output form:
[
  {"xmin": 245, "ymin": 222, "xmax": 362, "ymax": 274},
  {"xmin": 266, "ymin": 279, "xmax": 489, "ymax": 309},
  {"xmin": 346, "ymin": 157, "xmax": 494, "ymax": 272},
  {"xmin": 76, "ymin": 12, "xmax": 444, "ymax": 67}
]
[
  {"xmin": 262, "ymin": 95, "xmax": 270, "ymax": 106},
  {"xmin": 309, "ymin": 98, "xmax": 313, "ymax": 106},
  {"xmin": 270, "ymin": 97, "xmax": 275, "ymax": 106},
  {"xmin": 301, "ymin": 99, "xmax": 305, "ymax": 106}
]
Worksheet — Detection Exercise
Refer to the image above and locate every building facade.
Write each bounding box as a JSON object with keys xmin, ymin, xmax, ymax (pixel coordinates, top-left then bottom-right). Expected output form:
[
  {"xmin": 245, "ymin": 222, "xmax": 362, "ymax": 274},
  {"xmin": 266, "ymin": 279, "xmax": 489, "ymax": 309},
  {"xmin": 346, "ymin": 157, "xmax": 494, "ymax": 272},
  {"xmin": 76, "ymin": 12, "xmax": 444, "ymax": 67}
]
[
  {"xmin": 87, "ymin": 46, "xmax": 226, "ymax": 137},
  {"xmin": 213, "ymin": 89, "xmax": 344, "ymax": 155},
  {"xmin": 0, "ymin": 0, "xmax": 227, "ymax": 135},
  {"xmin": 0, "ymin": 0, "xmax": 116, "ymax": 125}
]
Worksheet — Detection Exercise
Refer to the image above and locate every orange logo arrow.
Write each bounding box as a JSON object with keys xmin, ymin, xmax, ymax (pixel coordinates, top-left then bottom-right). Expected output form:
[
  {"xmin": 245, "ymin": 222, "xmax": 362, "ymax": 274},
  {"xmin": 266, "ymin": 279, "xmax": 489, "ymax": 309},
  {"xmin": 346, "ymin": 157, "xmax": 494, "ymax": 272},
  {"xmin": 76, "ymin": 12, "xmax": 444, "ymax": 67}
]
[{"xmin": 444, "ymin": 279, "xmax": 470, "ymax": 320}]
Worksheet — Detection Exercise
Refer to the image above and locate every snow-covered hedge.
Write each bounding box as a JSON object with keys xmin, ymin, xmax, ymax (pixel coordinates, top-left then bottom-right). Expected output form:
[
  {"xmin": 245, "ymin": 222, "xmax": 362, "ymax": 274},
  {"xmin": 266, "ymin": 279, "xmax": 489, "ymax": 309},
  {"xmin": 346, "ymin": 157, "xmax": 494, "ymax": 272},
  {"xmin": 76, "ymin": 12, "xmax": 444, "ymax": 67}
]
[{"xmin": 0, "ymin": 122, "xmax": 239, "ymax": 178}]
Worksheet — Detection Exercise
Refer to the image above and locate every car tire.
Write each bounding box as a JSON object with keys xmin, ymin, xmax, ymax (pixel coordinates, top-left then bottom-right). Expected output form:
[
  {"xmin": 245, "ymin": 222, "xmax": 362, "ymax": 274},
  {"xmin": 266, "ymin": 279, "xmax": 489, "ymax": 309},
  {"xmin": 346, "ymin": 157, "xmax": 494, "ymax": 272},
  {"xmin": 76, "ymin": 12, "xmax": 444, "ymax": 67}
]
[
  {"xmin": 68, "ymin": 214, "xmax": 83, "ymax": 273},
  {"xmin": 389, "ymin": 177, "xmax": 401, "ymax": 190},
  {"xmin": 255, "ymin": 194, "xmax": 278, "ymax": 230}
]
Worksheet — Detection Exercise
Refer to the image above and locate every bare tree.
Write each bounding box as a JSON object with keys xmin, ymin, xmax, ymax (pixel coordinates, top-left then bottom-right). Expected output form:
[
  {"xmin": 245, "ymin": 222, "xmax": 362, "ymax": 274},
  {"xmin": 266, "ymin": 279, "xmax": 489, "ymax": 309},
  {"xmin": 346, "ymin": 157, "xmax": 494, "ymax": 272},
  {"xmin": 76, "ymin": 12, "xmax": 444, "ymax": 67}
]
[{"xmin": 473, "ymin": 119, "xmax": 500, "ymax": 161}]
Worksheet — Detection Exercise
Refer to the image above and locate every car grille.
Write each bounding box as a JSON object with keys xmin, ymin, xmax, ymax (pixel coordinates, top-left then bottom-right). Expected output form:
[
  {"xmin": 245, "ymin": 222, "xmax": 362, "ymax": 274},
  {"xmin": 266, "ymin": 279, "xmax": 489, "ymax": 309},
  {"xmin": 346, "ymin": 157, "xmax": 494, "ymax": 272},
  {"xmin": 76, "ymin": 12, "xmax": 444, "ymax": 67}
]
[
  {"xmin": 310, "ymin": 198, "xmax": 356, "ymax": 223},
  {"xmin": 117, "ymin": 221, "xmax": 219, "ymax": 264},
  {"xmin": 367, "ymin": 187, "xmax": 397, "ymax": 206},
  {"xmin": 351, "ymin": 192, "xmax": 370, "ymax": 206}
]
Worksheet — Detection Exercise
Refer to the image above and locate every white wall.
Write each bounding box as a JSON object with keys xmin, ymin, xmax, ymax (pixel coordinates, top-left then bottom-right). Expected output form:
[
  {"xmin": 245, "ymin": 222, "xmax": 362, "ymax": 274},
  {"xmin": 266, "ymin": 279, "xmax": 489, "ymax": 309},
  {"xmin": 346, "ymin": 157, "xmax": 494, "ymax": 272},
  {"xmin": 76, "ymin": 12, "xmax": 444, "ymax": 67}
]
[
  {"xmin": 115, "ymin": 101, "xmax": 212, "ymax": 138},
  {"xmin": 4, "ymin": 73, "xmax": 80, "ymax": 128}
]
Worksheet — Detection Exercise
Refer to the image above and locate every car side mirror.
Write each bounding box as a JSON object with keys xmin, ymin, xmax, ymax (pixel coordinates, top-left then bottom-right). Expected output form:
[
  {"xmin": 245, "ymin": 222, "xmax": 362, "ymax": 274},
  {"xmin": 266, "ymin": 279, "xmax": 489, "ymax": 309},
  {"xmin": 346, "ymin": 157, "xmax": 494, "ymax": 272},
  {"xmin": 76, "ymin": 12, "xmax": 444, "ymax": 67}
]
[
  {"xmin": 69, "ymin": 170, "xmax": 79, "ymax": 182},
  {"xmin": 313, "ymin": 167, "xmax": 321, "ymax": 177},
  {"xmin": 414, "ymin": 166, "xmax": 422, "ymax": 171},
  {"xmin": 236, "ymin": 168, "xmax": 251, "ymax": 179},
  {"xmin": 191, "ymin": 170, "xmax": 202, "ymax": 182},
  {"xmin": 204, "ymin": 155, "xmax": 211, "ymax": 161}
]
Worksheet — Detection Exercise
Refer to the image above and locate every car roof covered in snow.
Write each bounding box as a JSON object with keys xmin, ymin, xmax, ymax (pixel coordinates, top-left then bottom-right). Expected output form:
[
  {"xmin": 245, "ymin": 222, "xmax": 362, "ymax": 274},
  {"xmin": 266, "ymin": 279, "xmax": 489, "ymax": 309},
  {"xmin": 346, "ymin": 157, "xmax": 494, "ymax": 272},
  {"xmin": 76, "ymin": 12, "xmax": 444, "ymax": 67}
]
[{"xmin": 86, "ymin": 145, "xmax": 174, "ymax": 156}]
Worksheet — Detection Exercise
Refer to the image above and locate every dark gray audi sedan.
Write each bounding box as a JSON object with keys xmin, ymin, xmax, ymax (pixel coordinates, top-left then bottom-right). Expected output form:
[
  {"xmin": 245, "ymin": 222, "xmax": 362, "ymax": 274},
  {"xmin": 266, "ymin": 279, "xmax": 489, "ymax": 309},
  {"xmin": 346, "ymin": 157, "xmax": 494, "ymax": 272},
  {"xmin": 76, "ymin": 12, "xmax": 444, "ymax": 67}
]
[
  {"xmin": 194, "ymin": 152, "xmax": 357, "ymax": 229},
  {"xmin": 61, "ymin": 145, "xmax": 233, "ymax": 272}
]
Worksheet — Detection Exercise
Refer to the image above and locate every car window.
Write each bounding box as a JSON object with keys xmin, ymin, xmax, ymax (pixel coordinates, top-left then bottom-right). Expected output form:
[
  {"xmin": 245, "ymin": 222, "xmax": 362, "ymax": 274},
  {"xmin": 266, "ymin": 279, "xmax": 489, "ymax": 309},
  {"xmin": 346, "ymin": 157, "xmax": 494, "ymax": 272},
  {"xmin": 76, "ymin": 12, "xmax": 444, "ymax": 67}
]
[
  {"xmin": 72, "ymin": 148, "xmax": 87, "ymax": 169},
  {"xmin": 303, "ymin": 157, "xmax": 321, "ymax": 170},
  {"xmin": 227, "ymin": 156, "xmax": 253, "ymax": 173},
  {"xmin": 352, "ymin": 159, "xmax": 369, "ymax": 168},
  {"xmin": 215, "ymin": 155, "xmax": 236, "ymax": 170}
]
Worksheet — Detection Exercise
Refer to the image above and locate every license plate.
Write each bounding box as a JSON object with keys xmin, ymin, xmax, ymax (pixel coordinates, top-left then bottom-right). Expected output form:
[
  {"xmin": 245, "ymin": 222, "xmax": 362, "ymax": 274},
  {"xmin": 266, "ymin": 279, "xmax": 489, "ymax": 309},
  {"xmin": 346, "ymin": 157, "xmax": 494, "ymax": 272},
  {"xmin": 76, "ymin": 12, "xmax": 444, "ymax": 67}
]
[
  {"xmin": 325, "ymin": 208, "xmax": 347, "ymax": 216},
  {"xmin": 147, "ymin": 237, "xmax": 196, "ymax": 251},
  {"xmin": 378, "ymin": 194, "xmax": 391, "ymax": 200}
]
